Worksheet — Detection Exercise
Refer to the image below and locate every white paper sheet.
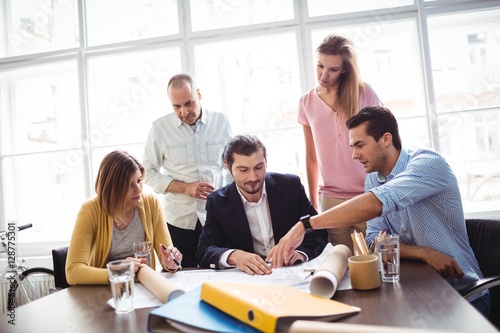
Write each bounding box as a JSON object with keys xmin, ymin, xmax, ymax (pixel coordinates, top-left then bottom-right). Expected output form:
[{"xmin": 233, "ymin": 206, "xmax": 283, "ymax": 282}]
[
  {"xmin": 107, "ymin": 243, "xmax": 352, "ymax": 310},
  {"xmin": 163, "ymin": 243, "xmax": 351, "ymax": 293}
]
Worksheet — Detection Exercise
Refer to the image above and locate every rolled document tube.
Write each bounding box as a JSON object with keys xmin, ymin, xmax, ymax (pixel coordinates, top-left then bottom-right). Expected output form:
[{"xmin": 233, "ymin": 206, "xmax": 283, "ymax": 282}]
[
  {"xmin": 289, "ymin": 320, "xmax": 452, "ymax": 333},
  {"xmin": 136, "ymin": 265, "xmax": 185, "ymax": 303},
  {"xmin": 309, "ymin": 244, "xmax": 352, "ymax": 298}
]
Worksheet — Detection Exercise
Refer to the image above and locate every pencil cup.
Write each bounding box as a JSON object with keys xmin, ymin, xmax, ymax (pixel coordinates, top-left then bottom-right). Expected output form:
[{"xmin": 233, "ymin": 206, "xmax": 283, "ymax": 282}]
[
  {"xmin": 107, "ymin": 259, "xmax": 135, "ymax": 314},
  {"xmin": 375, "ymin": 234, "xmax": 400, "ymax": 282},
  {"xmin": 133, "ymin": 240, "xmax": 152, "ymax": 267},
  {"xmin": 348, "ymin": 255, "xmax": 381, "ymax": 290}
]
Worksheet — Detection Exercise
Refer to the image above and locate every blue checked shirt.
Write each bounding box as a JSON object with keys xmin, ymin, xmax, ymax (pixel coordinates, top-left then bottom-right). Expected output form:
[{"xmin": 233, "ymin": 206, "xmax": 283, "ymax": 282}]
[{"xmin": 364, "ymin": 148, "xmax": 486, "ymax": 301}]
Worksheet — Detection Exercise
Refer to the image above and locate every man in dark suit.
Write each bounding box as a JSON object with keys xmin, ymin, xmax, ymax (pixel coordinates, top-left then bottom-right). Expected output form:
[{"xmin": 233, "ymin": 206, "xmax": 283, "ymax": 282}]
[{"xmin": 196, "ymin": 134, "xmax": 327, "ymax": 275}]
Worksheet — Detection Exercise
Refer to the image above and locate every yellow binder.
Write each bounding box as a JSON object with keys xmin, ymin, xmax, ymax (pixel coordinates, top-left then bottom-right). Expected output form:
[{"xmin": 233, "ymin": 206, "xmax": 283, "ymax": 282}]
[{"xmin": 200, "ymin": 281, "xmax": 361, "ymax": 333}]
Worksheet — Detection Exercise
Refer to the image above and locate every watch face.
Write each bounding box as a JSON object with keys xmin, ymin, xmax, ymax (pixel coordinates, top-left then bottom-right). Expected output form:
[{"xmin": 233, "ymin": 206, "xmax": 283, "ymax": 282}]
[{"xmin": 301, "ymin": 215, "xmax": 313, "ymax": 233}]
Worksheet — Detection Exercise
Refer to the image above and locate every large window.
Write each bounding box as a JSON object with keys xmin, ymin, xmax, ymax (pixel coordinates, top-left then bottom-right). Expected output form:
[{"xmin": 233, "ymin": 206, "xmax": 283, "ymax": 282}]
[
  {"xmin": 427, "ymin": 8, "xmax": 500, "ymax": 211},
  {"xmin": 193, "ymin": 31, "xmax": 304, "ymax": 175},
  {"xmin": 1, "ymin": 0, "xmax": 499, "ymax": 258}
]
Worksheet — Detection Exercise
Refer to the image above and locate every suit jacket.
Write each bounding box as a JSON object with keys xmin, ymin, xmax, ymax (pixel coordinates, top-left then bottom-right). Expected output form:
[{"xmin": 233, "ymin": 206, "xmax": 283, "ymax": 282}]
[{"xmin": 196, "ymin": 172, "xmax": 328, "ymax": 269}]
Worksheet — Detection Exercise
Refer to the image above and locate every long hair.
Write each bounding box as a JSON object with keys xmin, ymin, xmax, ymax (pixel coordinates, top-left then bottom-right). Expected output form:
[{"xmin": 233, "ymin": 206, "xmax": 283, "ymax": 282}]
[
  {"xmin": 316, "ymin": 34, "xmax": 364, "ymax": 118},
  {"xmin": 95, "ymin": 150, "xmax": 145, "ymax": 221}
]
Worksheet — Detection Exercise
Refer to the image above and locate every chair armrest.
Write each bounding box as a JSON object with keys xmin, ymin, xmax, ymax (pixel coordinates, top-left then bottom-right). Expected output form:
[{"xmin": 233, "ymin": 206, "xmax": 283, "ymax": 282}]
[{"xmin": 460, "ymin": 275, "xmax": 500, "ymax": 299}]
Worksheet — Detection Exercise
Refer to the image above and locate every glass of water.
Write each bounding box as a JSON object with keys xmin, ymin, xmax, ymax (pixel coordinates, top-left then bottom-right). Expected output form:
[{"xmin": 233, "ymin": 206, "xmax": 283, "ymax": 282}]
[
  {"xmin": 106, "ymin": 259, "xmax": 135, "ymax": 314},
  {"xmin": 133, "ymin": 240, "xmax": 152, "ymax": 267},
  {"xmin": 375, "ymin": 234, "xmax": 400, "ymax": 282}
]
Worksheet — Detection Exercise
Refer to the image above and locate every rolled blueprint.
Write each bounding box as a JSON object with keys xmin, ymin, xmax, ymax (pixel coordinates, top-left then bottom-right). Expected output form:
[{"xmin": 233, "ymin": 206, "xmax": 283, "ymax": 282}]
[
  {"xmin": 289, "ymin": 321, "xmax": 452, "ymax": 333},
  {"xmin": 137, "ymin": 265, "xmax": 185, "ymax": 303},
  {"xmin": 309, "ymin": 244, "xmax": 352, "ymax": 299}
]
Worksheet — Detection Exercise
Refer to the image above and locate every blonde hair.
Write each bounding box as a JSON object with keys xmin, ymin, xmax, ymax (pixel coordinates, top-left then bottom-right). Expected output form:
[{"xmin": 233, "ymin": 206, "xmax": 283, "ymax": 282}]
[
  {"xmin": 95, "ymin": 150, "xmax": 145, "ymax": 222},
  {"xmin": 316, "ymin": 34, "xmax": 365, "ymax": 118}
]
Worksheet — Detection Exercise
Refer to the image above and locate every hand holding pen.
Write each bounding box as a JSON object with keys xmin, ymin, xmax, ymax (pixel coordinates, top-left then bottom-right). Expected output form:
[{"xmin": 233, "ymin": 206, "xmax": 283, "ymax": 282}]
[{"xmin": 161, "ymin": 244, "xmax": 183, "ymax": 271}]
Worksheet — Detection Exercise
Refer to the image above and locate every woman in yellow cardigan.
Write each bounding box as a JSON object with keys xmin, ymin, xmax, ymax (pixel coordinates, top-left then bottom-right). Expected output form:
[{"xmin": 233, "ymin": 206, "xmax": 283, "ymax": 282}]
[{"xmin": 66, "ymin": 150, "xmax": 182, "ymax": 285}]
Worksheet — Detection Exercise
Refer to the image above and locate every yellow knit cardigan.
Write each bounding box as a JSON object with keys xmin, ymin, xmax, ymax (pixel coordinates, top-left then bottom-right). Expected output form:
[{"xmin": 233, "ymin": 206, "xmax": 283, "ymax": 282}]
[{"xmin": 66, "ymin": 192, "xmax": 173, "ymax": 285}]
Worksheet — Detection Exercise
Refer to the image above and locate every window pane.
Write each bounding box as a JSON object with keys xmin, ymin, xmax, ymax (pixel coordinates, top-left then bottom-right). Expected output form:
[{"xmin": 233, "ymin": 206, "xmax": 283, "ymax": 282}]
[
  {"xmin": 0, "ymin": 0, "xmax": 78, "ymax": 58},
  {"xmin": 2, "ymin": 151, "xmax": 86, "ymax": 242},
  {"xmin": 307, "ymin": 0, "xmax": 414, "ymax": 17},
  {"xmin": 194, "ymin": 32, "xmax": 301, "ymax": 135},
  {"xmin": 0, "ymin": 61, "xmax": 81, "ymax": 155},
  {"xmin": 85, "ymin": 0, "xmax": 179, "ymax": 46},
  {"xmin": 397, "ymin": 116, "xmax": 431, "ymax": 150},
  {"xmin": 263, "ymin": 127, "xmax": 307, "ymax": 179},
  {"xmin": 90, "ymin": 144, "xmax": 156, "ymax": 193},
  {"xmin": 428, "ymin": 9, "xmax": 500, "ymax": 213},
  {"xmin": 87, "ymin": 48, "xmax": 182, "ymax": 147},
  {"xmin": 312, "ymin": 19, "xmax": 426, "ymax": 117},
  {"xmin": 428, "ymin": 9, "xmax": 500, "ymax": 113},
  {"xmin": 190, "ymin": 0, "xmax": 294, "ymax": 32},
  {"xmin": 438, "ymin": 109, "xmax": 500, "ymax": 212}
]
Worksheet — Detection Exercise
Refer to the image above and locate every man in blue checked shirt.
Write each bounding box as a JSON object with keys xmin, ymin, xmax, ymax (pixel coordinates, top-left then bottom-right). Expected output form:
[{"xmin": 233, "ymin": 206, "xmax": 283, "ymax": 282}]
[{"xmin": 268, "ymin": 106, "xmax": 490, "ymax": 317}]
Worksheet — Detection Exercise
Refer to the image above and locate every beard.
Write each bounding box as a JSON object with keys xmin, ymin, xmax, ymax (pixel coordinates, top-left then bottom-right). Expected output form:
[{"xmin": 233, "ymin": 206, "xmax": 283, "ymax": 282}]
[{"xmin": 238, "ymin": 180, "xmax": 263, "ymax": 195}]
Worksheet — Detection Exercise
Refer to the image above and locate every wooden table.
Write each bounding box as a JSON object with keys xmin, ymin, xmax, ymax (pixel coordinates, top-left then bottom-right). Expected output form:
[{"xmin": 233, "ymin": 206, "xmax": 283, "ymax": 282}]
[{"xmin": 1, "ymin": 261, "xmax": 497, "ymax": 333}]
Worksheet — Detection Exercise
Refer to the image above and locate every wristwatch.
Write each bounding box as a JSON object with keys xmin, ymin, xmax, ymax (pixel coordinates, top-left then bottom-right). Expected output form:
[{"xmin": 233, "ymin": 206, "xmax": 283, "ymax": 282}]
[{"xmin": 300, "ymin": 214, "xmax": 314, "ymax": 233}]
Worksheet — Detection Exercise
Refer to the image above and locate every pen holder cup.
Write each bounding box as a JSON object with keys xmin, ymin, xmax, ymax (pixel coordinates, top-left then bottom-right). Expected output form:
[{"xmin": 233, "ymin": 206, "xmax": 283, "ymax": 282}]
[{"xmin": 348, "ymin": 255, "xmax": 381, "ymax": 290}]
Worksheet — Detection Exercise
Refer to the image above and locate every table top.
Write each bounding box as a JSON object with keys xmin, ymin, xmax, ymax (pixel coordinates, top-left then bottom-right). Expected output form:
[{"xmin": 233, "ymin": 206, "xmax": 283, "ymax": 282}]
[{"xmin": 1, "ymin": 260, "xmax": 497, "ymax": 333}]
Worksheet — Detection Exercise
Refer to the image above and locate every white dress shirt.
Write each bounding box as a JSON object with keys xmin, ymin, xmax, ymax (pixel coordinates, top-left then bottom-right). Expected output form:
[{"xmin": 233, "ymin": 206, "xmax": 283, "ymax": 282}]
[
  {"xmin": 219, "ymin": 182, "xmax": 309, "ymax": 268},
  {"xmin": 239, "ymin": 184, "xmax": 275, "ymax": 257},
  {"xmin": 143, "ymin": 109, "xmax": 232, "ymax": 230},
  {"xmin": 220, "ymin": 183, "xmax": 274, "ymax": 267}
]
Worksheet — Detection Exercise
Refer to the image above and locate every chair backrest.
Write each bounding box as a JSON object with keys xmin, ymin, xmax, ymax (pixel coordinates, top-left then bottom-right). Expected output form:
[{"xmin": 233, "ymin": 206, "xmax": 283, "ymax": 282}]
[
  {"xmin": 52, "ymin": 246, "xmax": 70, "ymax": 289},
  {"xmin": 465, "ymin": 218, "xmax": 500, "ymax": 328}
]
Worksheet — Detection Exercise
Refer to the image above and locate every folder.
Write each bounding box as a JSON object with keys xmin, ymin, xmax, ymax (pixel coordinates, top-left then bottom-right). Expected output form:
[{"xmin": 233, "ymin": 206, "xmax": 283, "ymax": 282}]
[
  {"xmin": 200, "ymin": 281, "xmax": 361, "ymax": 333},
  {"xmin": 147, "ymin": 285, "xmax": 260, "ymax": 333}
]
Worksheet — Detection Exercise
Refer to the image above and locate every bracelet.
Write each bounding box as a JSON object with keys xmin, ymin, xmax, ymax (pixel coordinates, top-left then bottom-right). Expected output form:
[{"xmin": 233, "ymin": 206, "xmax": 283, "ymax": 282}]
[
  {"xmin": 135, "ymin": 265, "xmax": 143, "ymax": 282},
  {"xmin": 164, "ymin": 265, "xmax": 180, "ymax": 273}
]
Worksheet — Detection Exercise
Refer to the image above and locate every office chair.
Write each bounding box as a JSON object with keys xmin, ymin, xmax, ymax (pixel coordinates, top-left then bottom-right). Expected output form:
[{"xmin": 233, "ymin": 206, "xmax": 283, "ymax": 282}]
[
  {"xmin": 51, "ymin": 246, "xmax": 70, "ymax": 290},
  {"xmin": 460, "ymin": 218, "xmax": 500, "ymax": 329}
]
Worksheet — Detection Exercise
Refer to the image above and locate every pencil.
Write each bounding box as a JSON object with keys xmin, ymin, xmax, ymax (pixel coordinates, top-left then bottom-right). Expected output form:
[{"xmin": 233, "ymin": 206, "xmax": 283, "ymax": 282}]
[
  {"xmin": 351, "ymin": 233, "xmax": 360, "ymax": 255},
  {"xmin": 359, "ymin": 232, "xmax": 370, "ymax": 255}
]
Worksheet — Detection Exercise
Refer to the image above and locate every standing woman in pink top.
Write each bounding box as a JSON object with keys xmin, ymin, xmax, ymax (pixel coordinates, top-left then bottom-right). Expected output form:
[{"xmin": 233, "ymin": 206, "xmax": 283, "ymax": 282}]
[{"xmin": 298, "ymin": 34, "xmax": 382, "ymax": 253}]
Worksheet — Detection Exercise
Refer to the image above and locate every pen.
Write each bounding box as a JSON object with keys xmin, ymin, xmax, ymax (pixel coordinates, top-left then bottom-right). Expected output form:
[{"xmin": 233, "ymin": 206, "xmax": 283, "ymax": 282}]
[
  {"xmin": 169, "ymin": 252, "xmax": 182, "ymax": 269},
  {"xmin": 162, "ymin": 244, "xmax": 182, "ymax": 269}
]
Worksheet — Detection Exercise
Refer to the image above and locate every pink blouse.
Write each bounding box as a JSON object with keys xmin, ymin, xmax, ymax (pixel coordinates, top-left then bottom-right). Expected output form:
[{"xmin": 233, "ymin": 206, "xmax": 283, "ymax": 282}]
[{"xmin": 298, "ymin": 84, "xmax": 382, "ymax": 198}]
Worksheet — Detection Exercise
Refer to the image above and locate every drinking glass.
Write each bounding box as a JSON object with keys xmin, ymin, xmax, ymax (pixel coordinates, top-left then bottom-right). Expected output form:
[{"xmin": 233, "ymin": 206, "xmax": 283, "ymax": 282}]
[
  {"xmin": 375, "ymin": 234, "xmax": 400, "ymax": 282},
  {"xmin": 133, "ymin": 240, "xmax": 152, "ymax": 267},
  {"xmin": 107, "ymin": 259, "xmax": 135, "ymax": 314}
]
